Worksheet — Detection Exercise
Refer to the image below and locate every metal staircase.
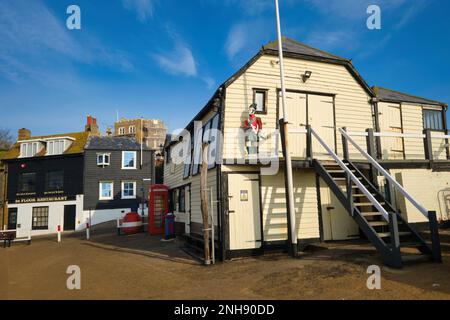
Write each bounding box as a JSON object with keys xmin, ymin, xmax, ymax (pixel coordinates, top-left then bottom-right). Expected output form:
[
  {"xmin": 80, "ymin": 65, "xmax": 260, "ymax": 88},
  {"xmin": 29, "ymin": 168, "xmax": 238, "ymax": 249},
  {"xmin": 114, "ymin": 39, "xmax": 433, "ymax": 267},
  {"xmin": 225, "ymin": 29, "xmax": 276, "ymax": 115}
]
[{"xmin": 307, "ymin": 126, "xmax": 442, "ymax": 268}]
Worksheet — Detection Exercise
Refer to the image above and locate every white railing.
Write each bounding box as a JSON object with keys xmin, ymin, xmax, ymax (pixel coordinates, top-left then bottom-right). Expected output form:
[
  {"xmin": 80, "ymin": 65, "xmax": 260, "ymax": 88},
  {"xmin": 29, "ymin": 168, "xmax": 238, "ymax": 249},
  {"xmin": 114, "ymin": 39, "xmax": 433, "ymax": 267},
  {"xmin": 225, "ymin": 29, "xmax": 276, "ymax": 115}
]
[
  {"xmin": 340, "ymin": 128, "xmax": 430, "ymax": 218},
  {"xmin": 310, "ymin": 128, "xmax": 390, "ymax": 221}
]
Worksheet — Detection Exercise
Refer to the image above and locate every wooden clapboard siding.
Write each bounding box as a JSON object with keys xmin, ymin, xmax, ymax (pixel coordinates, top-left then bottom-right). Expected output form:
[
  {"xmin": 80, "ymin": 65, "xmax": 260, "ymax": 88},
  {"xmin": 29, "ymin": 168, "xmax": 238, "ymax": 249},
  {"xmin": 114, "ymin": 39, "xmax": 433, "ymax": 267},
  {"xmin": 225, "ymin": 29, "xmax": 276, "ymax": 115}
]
[
  {"xmin": 223, "ymin": 55, "xmax": 373, "ymax": 160},
  {"xmin": 163, "ymin": 110, "xmax": 219, "ymax": 229},
  {"xmin": 402, "ymin": 103, "xmax": 426, "ymax": 160},
  {"xmin": 391, "ymin": 169, "xmax": 450, "ymax": 223},
  {"xmin": 261, "ymin": 169, "xmax": 320, "ymax": 241}
]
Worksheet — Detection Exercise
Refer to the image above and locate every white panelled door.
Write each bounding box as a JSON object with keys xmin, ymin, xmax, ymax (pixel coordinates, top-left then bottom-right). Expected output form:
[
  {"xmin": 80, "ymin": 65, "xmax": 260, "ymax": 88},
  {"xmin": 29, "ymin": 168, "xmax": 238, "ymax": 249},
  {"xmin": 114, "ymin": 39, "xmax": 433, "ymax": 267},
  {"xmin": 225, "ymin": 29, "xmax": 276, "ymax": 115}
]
[
  {"xmin": 308, "ymin": 94, "xmax": 335, "ymax": 159},
  {"xmin": 279, "ymin": 92, "xmax": 335, "ymax": 159},
  {"xmin": 378, "ymin": 103, "xmax": 404, "ymax": 160},
  {"xmin": 228, "ymin": 173, "xmax": 262, "ymax": 250},
  {"xmin": 279, "ymin": 91, "xmax": 307, "ymax": 158}
]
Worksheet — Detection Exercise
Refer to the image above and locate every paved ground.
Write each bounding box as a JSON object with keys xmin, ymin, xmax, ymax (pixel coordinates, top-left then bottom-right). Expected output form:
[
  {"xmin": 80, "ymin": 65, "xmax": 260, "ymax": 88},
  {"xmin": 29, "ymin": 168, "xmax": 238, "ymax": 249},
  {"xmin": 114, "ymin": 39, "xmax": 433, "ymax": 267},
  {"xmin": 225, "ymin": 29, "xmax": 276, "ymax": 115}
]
[{"xmin": 1, "ymin": 227, "xmax": 450, "ymax": 300}]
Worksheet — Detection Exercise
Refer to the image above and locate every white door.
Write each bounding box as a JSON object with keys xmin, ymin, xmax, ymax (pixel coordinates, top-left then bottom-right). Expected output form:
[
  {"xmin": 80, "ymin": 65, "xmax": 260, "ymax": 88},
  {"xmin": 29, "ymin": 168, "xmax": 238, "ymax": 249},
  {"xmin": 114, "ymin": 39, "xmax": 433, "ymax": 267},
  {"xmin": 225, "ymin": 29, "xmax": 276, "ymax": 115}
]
[
  {"xmin": 228, "ymin": 173, "xmax": 262, "ymax": 250},
  {"xmin": 378, "ymin": 103, "xmax": 404, "ymax": 160},
  {"xmin": 320, "ymin": 180, "xmax": 359, "ymax": 241},
  {"xmin": 279, "ymin": 92, "xmax": 307, "ymax": 158},
  {"xmin": 308, "ymin": 94, "xmax": 335, "ymax": 159}
]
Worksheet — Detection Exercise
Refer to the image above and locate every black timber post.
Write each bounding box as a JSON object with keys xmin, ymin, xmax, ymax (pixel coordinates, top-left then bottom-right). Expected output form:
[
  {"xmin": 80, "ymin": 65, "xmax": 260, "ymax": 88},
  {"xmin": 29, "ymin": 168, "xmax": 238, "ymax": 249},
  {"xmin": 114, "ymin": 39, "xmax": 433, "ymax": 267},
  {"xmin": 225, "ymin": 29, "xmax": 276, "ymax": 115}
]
[
  {"xmin": 388, "ymin": 212, "xmax": 402, "ymax": 268},
  {"xmin": 306, "ymin": 124, "xmax": 312, "ymax": 160},
  {"xmin": 428, "ymin": 211, "xmax": 442, "ymax": 263},
  {"xmin": 342, "ymin": 127, "xmax": 349, "ymax": 161},
  {"xmin": 423, "ymin": 129, "xmax": 434, "ymax": 169},
  {"xmin": 366, "ymin": 128, "xmax": 379, "ymax": 189}
]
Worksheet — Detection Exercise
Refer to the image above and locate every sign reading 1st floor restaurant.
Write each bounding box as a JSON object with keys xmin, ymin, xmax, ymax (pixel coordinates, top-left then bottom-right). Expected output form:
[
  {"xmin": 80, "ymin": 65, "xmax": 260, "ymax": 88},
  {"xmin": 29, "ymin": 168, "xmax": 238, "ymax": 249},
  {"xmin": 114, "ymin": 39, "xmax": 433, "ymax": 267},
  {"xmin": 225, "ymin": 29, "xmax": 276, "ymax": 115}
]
[{"xmin": 13, "ymin": 195, "xmax": 76, "ymax": 204}]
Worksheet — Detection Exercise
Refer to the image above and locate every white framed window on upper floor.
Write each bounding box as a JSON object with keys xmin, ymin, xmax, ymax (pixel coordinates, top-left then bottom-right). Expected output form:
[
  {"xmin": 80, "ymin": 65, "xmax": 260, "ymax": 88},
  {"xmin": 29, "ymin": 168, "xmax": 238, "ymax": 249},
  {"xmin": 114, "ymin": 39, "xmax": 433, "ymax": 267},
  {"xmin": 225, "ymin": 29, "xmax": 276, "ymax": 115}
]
[
  {"xmin": 129, "ymin": 125, "xmax": 136, "ymax": 134},
  {"xmin": 121, "ymin": 181, "xmax": 136, "ymax": 199},
  {"xmin": 253, "ymin": 88, "xmax": 268, "ymax": 114},
  {"xmin": 46, "ymin": 140, "xmax": 66, "ymax": 156},
  {"xmin": 118, "ymin": 127, "xmax": 126, "ymax": 135},
  {"xmin": 122, "ymin": 151, "xmax": 137, "ymax": 169},
  {"xmin": 97, "ymin": 153, "xmax": 111, "ymax": 166},
  {"xmin": 20, "ymin": 142, "xmax": 41, "ymax": 158},
  {"xmin": 99, "ymin": 181, "xmax": 114, "ymax": 200}
]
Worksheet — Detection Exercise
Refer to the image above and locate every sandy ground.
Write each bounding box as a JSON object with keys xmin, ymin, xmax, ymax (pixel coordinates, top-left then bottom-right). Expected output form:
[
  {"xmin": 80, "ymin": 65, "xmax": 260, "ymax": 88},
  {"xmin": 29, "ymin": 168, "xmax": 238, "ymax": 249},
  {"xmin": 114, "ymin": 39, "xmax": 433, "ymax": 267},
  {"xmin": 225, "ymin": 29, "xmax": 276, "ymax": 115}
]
[{"xmin": 1, "ymin": 229, "xmax": 450, "ymax": 300}]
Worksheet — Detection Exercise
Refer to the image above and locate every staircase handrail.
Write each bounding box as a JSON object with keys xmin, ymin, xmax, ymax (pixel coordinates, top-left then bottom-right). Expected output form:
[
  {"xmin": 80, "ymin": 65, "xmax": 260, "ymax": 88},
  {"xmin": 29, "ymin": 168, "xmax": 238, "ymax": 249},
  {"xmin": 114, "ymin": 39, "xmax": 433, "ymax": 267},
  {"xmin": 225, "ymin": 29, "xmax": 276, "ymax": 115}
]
[
  {"xmin": 310, "ymin": 127, "xmax": 390, "ymax": 221},
  {"xmin": 339, "ymin": 128, "xmax": 429, "ymax": 218}
]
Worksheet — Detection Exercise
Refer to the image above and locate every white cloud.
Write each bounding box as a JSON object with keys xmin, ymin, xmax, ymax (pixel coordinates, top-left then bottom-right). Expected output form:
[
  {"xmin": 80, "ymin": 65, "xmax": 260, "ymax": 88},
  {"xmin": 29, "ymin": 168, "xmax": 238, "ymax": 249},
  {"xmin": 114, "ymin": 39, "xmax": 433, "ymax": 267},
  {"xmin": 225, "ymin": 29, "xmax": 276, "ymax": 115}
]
[
  {"xmin": 225, "ymin": 19, "xmax": 274, "ymax": 61},
  {"xmin": 122, "ymin": 0, "xmax": 155, "ymax": 22},
  {"xmin": 153, "ymin": 41, "xmax": 197, "ymax": 77},
  {"xmin": 305, "ymin": 31, "xmax": 357, "ymax": 51},
  {"xmin": 0, "ymin": 0, "xmax": 134, "ymax": 84}
]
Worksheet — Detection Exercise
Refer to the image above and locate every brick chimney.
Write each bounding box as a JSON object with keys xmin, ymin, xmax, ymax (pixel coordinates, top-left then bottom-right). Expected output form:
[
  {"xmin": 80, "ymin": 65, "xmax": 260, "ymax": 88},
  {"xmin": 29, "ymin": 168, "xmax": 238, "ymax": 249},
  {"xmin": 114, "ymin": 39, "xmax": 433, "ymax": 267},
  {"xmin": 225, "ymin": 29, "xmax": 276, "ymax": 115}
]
[
  {"xmin": 18, "ymin": 128, "xmax": 31, "ymax": 141},
  {"xmin": 85, "ymin": 115, "xmax": 100, "ymax": 136}
]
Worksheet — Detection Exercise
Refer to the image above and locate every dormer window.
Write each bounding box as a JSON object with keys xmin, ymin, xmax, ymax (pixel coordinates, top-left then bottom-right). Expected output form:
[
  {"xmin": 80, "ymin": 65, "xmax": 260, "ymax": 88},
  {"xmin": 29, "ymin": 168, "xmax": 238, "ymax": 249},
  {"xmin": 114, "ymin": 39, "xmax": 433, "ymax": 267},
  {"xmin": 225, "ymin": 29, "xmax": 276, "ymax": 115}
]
[
  {"xmin": 20, "ymin": 142, "xmax": 41, "ymax": 158},
  {"xmin": 46, "ymin": 140, "xmax": 66, "ymax": 156}
]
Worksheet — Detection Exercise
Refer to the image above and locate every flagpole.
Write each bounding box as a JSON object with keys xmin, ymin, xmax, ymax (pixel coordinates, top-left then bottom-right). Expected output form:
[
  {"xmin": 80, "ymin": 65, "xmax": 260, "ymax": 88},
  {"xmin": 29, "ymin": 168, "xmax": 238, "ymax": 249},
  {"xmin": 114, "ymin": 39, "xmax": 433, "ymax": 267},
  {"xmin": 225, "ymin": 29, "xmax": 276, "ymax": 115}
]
[{"xmin": 275, "ymin": 0, "xmax": 297, "ymax": 256}]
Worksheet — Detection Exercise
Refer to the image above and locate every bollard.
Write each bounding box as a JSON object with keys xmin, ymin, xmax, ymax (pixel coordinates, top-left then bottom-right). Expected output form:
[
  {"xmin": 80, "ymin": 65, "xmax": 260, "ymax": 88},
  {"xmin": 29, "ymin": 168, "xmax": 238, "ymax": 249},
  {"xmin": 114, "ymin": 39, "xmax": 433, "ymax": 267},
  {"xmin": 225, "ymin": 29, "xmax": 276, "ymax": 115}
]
[
  {"xmin": 57, "ymin": 225, "xmax": 61, "ymax": 243},
  {"xmin": 86, "ymin": 221, "xmax": 90, "ymax": 240}
]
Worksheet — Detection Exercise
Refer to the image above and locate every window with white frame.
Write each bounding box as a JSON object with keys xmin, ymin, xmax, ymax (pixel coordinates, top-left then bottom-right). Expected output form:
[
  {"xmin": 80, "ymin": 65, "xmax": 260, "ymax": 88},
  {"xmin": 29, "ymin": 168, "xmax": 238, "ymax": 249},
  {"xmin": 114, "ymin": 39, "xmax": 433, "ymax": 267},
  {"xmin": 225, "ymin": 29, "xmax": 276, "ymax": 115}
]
[
  {"xmin": 121, "ymin": 181, "xmax": 136, "ymax": 199},
  {"xmin": 97, "ymin": 153, "xmax": 110, "ymax": 166},
  {"xmin": 99, "ymin": 182, "xmax": 114, "ymax": 200},
  {"xmin": 129, "ymin": 125, "xmax": 136, "ymax": 134},
  {"xmin": 122, "ymin": 151, "xmax": 137, "ymax": 169},
  {"xmin": 118, "ymin": 127, "xmax": 126, "ymax": 135},
  {"xmin": 46, "ymin": 140, "xmax": 66, "ymax": 155},
  {"xmin": 20, "ymin": 142, "xmax": 40, "ymax": 158}
]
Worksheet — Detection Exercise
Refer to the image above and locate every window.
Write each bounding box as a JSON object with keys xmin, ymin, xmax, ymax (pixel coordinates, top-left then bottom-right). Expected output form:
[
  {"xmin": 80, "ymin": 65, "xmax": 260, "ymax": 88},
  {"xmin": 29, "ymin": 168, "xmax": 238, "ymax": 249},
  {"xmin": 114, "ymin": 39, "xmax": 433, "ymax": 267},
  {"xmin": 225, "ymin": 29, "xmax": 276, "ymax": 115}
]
[
  {"xmin": 20, "ymin": 142, "xmax": 40, "ymax": 158},
  {"xmin": 46, "ymin": 140, "xmax": 66, "ymax": 155},
  {"xmin": 423, "ymin": 109, "xmax": 444, "ymax": 131},
  {"xmin": 183, "ymin": 134, "xmax": 193, "ymax": 179},
  {"xmin": 32, "ymin": 207, "xmax": 49, "ymax": 230},
  {"xmin": 192, "ymin": 124, "xmax": 203, "ymax": 176},
  {"xmin": 208, "ymin": 114, "xmax": 221, "ymax": 169},
  {"xmin": 129, "ymin": 126, "xmax": 136, "ymax": 134},
  {"xmin": 19, "ymin": 173, "xmax": 36, "ymax": 193},
  {"xmin": 118, "ymin": 127, "xmax": 126, "ymax": 135},
  {"xmin": 46, "ymin": 171, "xmax": 64, "ymax": 191},
  {"xmin": 99, "ymin": 182, "xmax": 114, "ymax": 200},
  {"xmin": 121, "ymin": 181, "xmax": 136, "ymax": 199},
  {"xmin": 253, "ymin": 89, "xmax": 268, "ymax": 113},
  {"xmin": 97, "ymin": 153, "xmax": 110, "ymax": 166},
  {"xmin": 178, "ymin": 188, "xmax": 186, "ymax": 212},
  {"xmin": 122, "ymin": 151, "xmax": 137, "ymax": 169}
]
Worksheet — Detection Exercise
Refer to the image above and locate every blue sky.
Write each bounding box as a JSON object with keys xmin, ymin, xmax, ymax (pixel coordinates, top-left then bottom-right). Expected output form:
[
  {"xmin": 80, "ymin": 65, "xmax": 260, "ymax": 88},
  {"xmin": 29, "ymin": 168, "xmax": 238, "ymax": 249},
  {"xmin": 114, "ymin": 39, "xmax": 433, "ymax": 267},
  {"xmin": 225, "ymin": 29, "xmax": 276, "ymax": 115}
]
[{"xmin": 0, "ymin": 0, "xmax": 449, "ymax": 138}]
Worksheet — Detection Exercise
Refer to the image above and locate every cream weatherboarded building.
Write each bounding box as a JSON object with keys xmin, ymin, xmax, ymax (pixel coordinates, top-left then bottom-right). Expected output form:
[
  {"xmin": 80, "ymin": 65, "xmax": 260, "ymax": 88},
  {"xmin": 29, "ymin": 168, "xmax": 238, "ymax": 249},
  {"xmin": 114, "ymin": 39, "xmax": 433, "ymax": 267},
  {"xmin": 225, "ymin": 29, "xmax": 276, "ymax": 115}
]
[{"xmin": 164, "ymin": 38, "xmax": 449, "ymax": 266}]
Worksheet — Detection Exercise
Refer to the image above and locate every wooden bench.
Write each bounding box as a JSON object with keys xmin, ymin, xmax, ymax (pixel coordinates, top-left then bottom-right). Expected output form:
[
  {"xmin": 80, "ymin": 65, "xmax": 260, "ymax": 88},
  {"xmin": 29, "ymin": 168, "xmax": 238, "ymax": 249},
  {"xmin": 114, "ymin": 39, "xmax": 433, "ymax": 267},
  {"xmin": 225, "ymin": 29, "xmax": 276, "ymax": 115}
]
[
  {"xmin": 0, "ymin": 231, "xmax": 16, "ymax": 248},
  {"xmin": 0, "ymin": 230, "xmax": 32, "ymax": 248}
]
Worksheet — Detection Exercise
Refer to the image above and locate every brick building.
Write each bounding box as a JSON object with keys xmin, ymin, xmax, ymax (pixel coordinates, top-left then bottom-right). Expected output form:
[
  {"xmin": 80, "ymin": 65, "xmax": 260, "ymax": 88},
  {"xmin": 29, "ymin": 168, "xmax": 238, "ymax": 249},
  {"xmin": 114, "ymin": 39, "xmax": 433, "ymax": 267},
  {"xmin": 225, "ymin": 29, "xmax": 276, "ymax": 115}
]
[{"xmin": 114, "ymin": 118, "xmax": 166, "ymax": 152}]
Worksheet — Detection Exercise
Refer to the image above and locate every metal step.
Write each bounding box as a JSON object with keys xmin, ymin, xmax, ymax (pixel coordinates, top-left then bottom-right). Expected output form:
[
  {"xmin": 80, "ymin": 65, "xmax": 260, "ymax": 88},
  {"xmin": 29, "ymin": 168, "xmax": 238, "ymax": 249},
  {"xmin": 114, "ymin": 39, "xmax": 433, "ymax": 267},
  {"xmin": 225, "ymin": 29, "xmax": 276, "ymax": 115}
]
[
  {"xmin": 354, "ymin": 202, "xmax": 385, "ymax": 207},
  {"xmin": 369, "ymin": 221, "xmax": 389, "ymax": 227},
  {"xmin": 332, "ymin": 177, "xmax": 363, "ymax": 181},
  {"xmin": 377, "ymin": 231, "xmax": 411, "ymax": 238},
  {"xmin": 400, "ymin": 242, "xmax": 424, "ymax": 248},
  {"xmin": 361, "ymin": 212, "xmax": 383, "ymax": 217}
]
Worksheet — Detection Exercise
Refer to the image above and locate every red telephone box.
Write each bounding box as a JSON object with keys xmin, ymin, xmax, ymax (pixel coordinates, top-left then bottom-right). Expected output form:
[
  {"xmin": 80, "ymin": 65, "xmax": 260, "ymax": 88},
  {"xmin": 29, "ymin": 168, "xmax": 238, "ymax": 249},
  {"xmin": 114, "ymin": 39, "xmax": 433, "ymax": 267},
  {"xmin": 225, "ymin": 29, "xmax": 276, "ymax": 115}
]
[{"xmin": 148, "ymin": 184, "xmax": 169, "ymax": 235}]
